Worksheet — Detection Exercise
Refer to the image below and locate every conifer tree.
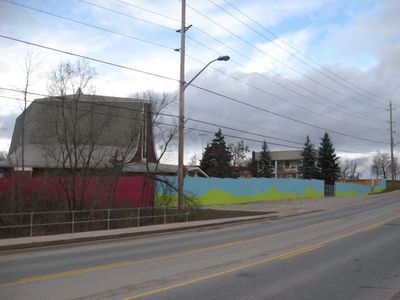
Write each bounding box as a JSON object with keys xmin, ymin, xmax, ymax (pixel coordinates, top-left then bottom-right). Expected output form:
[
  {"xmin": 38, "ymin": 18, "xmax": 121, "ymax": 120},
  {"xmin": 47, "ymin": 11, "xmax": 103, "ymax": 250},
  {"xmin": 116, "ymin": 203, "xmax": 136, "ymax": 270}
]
[
  {"xmin": 199, "ymin": 129, "xmax": 233, "ymax": 178},
  {"xmin": 317, "ymin": 132, "xmax": 340, "ymax": 185},
  {"xmin": 258, "ymin": 140, "xmax": 273, "ymax": 178},
  {"xmin": 299, "ymin": 135, "xmax": 318, "ymax": 179}
]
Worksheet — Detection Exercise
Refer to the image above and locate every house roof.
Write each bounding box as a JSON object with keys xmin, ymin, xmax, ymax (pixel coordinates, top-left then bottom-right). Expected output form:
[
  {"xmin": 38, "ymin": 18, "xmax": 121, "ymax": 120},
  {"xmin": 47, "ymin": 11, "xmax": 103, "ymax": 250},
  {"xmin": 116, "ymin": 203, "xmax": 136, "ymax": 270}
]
[
  {"xmin": 8, "ymin": 93, "xmax": 152, "ymax": 168},
  {"xmin": 123, "ymin": 163, "xmax": 209, "ymax": 177},
  {"xmin": 254, "ymin": 150, "xmax": 302, "ymax": 161},
  {"xmin": 123, "ymin": 162, "xmax": 178, "ymax": 175}
]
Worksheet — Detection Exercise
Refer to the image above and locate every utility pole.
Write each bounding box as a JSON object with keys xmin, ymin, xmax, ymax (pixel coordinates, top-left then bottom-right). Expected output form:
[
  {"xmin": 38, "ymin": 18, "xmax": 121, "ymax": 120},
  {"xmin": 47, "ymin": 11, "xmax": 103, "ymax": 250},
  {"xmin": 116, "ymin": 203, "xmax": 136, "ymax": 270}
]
[
  {"xmin": 177, "ymin": 0, "xmax": 186, "ymax": 209},
  {"xmin": 390, "ymin": 101, "xmax": 395, "ymax": 181}
]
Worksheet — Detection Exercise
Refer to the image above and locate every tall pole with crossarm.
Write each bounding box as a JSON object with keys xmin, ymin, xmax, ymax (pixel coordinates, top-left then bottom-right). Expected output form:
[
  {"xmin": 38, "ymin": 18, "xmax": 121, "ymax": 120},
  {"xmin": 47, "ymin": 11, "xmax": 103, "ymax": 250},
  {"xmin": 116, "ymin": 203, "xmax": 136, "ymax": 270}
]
[
  {"xmin": 177, "ymin": 0, "xmax": 186, "ymax": 209},
  {"xmin": 177, "ymin": 0, "xmax": 230, "ymax": 209}
]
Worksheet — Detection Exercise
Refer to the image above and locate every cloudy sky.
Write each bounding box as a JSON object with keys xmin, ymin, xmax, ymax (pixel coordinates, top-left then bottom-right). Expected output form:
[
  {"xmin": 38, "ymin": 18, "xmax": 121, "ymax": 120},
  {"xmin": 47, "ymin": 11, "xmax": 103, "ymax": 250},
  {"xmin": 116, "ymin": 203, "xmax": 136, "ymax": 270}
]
[{"xmin": 0, "ymin": 0, "xmax": 399, "ymax": 177}]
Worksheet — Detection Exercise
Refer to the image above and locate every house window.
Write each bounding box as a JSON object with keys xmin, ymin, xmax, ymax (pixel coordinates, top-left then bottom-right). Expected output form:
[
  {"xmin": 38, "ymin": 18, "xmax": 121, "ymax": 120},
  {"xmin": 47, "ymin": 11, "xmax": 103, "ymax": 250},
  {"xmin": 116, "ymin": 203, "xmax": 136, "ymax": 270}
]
[{"xmin": 285, "ymin": 161, "xmax": 290, "ymax": 169}]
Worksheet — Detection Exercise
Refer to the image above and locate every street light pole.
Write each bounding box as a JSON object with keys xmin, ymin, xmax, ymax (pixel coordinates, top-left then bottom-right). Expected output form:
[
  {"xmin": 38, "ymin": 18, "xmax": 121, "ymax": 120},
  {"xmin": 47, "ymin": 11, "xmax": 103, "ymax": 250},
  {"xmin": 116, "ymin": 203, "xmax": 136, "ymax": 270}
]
[
  {"xmin": 177, "ymin": 0, "xmax": 186, "ymax": 210},
  {"xmin": 389, "ymin": 101, "xmax": 395, "ymax": 181},
  {"xmin": 177, "ymin": 53, "xmax": 230, "ymax": 208},
  {"xmin": 184, "ymin": 56, "xmax": 230, "ymax": 89}
]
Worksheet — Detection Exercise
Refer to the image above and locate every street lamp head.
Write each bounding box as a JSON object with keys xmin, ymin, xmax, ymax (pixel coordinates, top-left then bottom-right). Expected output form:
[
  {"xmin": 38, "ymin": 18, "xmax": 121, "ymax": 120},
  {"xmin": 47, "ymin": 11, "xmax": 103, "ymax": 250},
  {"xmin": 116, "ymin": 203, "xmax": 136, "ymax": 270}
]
[{"xmin": 217, "ymin": 55, "xmax": 230, "ymax": 61}]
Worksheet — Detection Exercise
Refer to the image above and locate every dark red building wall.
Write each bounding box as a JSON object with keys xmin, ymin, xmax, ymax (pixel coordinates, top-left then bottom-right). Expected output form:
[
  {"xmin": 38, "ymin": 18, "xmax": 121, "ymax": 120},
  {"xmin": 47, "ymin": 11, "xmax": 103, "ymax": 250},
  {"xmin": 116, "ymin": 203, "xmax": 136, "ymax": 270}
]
[{"xmin": 0, "ymin": 175, "xmax": 154, "ymax": 212}]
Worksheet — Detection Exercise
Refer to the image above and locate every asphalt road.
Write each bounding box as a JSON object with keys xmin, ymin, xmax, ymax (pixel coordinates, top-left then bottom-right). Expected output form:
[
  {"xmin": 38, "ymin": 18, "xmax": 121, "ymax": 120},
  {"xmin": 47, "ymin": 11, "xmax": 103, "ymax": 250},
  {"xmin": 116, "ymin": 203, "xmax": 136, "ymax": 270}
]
[{"xmin": 1, "ymin": 192, "xmax": 400, "ymax": 300}]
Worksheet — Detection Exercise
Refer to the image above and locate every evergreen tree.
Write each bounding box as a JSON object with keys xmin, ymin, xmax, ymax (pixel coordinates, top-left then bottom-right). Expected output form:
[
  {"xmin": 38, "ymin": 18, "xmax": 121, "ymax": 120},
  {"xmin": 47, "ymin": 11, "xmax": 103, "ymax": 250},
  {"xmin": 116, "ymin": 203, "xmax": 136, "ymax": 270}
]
[
  {"xmin": 317, "ymin": 132, "xmax": 340, "ymax": 185},
  {"xmin": 199, "ymin": 129, "xmax": 233, "ymax": 178},
  {"xmin": 299, "ymin": 135, "xmax": 318, "ymax": 179},
  {"xmin": 258, "ymin": 140, "xmax": 273, "ymax": 178}
]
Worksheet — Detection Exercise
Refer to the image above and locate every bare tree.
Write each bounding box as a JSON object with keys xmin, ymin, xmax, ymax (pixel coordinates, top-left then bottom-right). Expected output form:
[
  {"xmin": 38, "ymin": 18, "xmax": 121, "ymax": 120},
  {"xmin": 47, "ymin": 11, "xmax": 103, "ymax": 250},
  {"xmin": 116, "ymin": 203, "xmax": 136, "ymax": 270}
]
[
  {"xmin": 40, "ymin": 60, "xmax": 143, "ymax": 210},
  {"xmin": 371, "ymin": 151, "xmax": 391, "ymax": 179},
  {"xmin": 136, "ymin": 91, "xmax": 198, "ymax": 208},
  {"xmin": 188, "ymin": 154, "xmax": 199, "ymax": 166},
  {"xmin": 340, "ymin": 159, "xmax": 359, "ymax": 181},
  {"xmin": 20, "ymin": 49, "xmax": 41, "ymax": 172},
  {"xmin": 229, "ymin": 140, "xmax": 250, "ymax": 167}
]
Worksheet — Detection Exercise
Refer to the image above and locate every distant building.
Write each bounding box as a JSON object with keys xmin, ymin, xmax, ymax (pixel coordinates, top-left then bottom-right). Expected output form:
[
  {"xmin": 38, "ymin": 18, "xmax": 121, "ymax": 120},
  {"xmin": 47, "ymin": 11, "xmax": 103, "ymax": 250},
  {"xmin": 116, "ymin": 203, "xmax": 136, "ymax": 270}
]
[
  {"xmin": 8, "ymin": 92, "xmax": 157, "ymax": 174},
  {"xmin": 252, "ymin": 150, "xmax": 303, "ymax": 178}
]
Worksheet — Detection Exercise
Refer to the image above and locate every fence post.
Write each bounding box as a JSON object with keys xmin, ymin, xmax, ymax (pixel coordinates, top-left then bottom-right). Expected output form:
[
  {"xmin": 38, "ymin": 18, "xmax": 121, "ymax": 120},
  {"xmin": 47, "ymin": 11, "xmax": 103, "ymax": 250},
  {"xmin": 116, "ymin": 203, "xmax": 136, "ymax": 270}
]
[
  {"xmin": 72, "ymin": 211, "xmax": 75, "ymax": 233},
  {"xmin": 164, "ymin": 207, "xmax": 166, "ymax": 224},
  {"xmin": 30, "ymin": 212, "xmax": 34, "ymax": 237},
  {"xmin": 137, "ymin": 207, "xmax": 140, "ymax": 227},
  {"xmin": 107, "ymin": 209, "xmax": 110, "ymax": 230},
  {"xmin": 185, "ymin": 208, "xmax": 188, "ymax": 223}
]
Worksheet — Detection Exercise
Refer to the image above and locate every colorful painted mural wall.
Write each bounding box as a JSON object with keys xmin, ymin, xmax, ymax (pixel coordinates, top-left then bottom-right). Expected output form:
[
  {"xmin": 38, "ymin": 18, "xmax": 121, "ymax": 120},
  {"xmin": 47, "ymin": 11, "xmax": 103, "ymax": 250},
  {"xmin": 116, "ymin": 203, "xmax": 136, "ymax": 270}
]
[
  {"xmin": 157, "ymin": 176, "xmax": 386, "ymax": 206},
  {"xmin": 336, "ymin": 179, "xmax": 385, "ymax": 197}
]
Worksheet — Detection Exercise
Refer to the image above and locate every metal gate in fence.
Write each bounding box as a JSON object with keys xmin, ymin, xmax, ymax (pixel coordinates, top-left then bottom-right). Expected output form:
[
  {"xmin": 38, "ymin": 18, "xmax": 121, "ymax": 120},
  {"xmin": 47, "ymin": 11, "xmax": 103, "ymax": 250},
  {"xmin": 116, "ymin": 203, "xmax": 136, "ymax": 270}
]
[{"xmin": 324, "ymin": 184, "xmax": 335, "ymax": 197}]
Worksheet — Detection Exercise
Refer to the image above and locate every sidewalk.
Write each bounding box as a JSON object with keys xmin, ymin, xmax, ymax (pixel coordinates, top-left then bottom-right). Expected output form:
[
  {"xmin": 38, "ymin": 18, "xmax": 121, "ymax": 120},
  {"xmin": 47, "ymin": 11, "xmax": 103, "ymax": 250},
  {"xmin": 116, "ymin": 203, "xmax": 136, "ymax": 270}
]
[
  {"xmin": 0, "ymin": 214, "xmax": 280, "ymax": 251},
  {"xmin": 0, "ymin": 193, "xmax": 389, "ymax": 252}
]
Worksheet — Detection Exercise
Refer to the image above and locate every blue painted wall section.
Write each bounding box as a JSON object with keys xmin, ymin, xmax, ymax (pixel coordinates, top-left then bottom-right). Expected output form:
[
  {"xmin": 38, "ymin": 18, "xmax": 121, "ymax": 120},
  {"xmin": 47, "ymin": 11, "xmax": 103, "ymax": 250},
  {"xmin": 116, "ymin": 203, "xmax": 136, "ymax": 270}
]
[
  {"xmin": 336, "ymin": 179, "xmax": 386, "ymax": 196},
  {"xmin": 157, "ymin": 176, "xmax": 385, "ymax": 206}
]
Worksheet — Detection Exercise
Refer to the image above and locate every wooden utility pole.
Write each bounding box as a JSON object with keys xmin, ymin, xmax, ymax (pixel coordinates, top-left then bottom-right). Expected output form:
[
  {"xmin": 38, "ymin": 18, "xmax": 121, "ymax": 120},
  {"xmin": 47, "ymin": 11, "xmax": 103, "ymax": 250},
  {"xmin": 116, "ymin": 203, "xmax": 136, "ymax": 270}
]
[
  {"xmin": 177, "ymin": 0, "xmax": 186, "ymax": 209},
  {"xmin": 390, "ymin": 101, "xmax": 395, "ymax": 181}
]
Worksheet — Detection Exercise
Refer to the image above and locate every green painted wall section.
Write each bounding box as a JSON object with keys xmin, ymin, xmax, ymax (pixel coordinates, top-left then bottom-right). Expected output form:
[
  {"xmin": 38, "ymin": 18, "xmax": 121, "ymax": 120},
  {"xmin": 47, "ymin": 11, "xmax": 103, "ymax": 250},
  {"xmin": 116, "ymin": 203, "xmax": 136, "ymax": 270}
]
[
  {"xmin": 156, "ymin": 176, "xmax": 386, "ymax": 207},
  {"xmin": 196, "ymin": 186, "xmax": 324, "ymax": 205}
]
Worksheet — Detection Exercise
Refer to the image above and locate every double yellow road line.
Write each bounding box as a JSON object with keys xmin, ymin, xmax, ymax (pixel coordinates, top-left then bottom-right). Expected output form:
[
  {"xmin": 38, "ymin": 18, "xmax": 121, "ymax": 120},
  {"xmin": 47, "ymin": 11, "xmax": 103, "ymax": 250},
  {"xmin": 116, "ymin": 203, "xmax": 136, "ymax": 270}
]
[{"xmin": 1, "ymin": 205, "xmax": 399, "ymax": 298}]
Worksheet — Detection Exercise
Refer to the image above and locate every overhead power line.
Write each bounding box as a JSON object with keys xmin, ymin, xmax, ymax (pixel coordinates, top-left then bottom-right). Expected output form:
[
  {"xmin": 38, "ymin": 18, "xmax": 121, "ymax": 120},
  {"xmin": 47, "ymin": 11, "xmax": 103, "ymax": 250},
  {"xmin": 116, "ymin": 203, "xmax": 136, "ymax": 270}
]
[
  {"xmin": 77, "ymin": 0, "xmax": 177, "ymax": 31},
  {"xmin": 2, "ymin": 0, "xmax": 176, "ymax": 50},
  {"xmin": 185, "ymin": 1, "xmax": 386, "ymax": 111},
  {"xmin": 190, "ymin": 84, "xmax": 389, "ymax": 145},
  {"xmin": 0, "ymin": 91, "xmax": 382, "ymax": 154},
  {"xmin": 35, "ymin": 0, "xmax": 385, "ymax": 123},
  {"xmin": 0, "ymin": 35, "xmax": 387, "ymax": 145},
  {"xmin": 186, "ymin": 30, "xmax": 386, "ymax": 123},
  {"xmin": 214, "ymin": 0, "xmax": 389, "ymax": 105},
  {"xmin": 0, "ymin": 34, "xmax": 178, "ymax": 82},
  {"xmin": 0, "ymin": 87, "xmax": 300, "ymax": 147},
  {"xmin": 110, "ymin": 0, "xmax": 181, "ymax": 23},
  {"xmin": 185, "ymin": 54, "xmax": 386, "ymax": 131},
  {"xmin": 0, "ymin": 93, "xmax": 300, "ymax": 150},
  {"xmin": 186, "ymin": 127, "xmax": 303, "ymax": 150}
]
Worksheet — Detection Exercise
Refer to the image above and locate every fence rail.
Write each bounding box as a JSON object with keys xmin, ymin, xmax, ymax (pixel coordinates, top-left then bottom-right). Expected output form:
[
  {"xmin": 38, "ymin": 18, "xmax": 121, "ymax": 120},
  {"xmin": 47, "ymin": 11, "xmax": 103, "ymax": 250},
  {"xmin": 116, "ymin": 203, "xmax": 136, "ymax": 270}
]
[{"xmin": 0, "ymin": 207, "xmax": 191, "ymax": 238}]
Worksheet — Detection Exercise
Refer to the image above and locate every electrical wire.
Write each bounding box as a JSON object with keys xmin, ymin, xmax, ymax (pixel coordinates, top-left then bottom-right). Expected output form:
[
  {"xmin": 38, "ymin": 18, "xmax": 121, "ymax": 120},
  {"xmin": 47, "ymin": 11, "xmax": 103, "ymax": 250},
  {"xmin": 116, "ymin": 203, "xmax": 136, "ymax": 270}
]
[
  {"xmin": 40, "ymin": 0, "xmax": 387, "ymax": 123},
  {"xmin": 185, "ymin": 54, "xmax": 387, "ymax": 131},
  {"xmin": 220, "ymin": 0, "xmax": 390, "ymax": 104},
  {"xmin": 0, "ymin": 34, "xmax": 178, "ymax": 82},
  {"xmin": 211, "ymin": 0, "xmax": 388, "ymax": 105},
  {"xmin": 0, "ymin": 87, "xmax": 302, "ymax": 146},
  {"xmin": 190, "ymin": 84, "xmax": 389, "ymax": 145},
  {"xmin": 0, "ymin": 36, "xmax": 387, "ymax": 145},
  {"xmin": 2, "ymin": 0, "xmax": 176, "ymax": 51},
  {"xmin": 185, "ymin": 1, "xmax": 386, "ymax": 111}
]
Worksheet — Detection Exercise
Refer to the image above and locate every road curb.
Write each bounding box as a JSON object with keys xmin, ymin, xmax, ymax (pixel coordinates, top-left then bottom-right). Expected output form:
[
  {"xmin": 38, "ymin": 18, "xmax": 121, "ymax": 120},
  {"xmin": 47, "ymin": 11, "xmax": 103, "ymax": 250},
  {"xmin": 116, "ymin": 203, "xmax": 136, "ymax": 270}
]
[{"xmin": 0, "ymin": 210, "xmax": 322, "ymax": 252}]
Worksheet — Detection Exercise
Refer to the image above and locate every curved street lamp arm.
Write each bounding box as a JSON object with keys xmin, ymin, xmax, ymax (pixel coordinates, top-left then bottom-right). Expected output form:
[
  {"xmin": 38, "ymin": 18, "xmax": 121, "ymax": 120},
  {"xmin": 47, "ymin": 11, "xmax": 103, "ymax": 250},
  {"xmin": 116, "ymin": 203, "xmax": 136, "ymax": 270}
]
[{"xmin": 184, "ymin": 58, "xmax": 218, "ymax": 90}]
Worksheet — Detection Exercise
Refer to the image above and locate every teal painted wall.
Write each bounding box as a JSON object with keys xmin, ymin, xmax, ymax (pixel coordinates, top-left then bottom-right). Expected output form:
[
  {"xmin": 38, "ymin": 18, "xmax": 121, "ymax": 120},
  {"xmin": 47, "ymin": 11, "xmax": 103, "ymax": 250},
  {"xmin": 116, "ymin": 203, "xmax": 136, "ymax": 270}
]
[
  {"xmin": 335, "ymin": 180, "xmax": 386, "ymax": 196},
  {"xmin": 157, "ymin": 177, "xmax": 386, "ymax": 206}
]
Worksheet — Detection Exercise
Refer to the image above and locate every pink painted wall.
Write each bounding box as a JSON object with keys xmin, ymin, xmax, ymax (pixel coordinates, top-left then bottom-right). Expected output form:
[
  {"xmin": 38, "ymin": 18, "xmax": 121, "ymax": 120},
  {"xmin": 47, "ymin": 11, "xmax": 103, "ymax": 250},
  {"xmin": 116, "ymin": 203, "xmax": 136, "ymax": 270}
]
[{"xmin": 0, "ymin": 175, "xmax": 154, "ymax": 211}]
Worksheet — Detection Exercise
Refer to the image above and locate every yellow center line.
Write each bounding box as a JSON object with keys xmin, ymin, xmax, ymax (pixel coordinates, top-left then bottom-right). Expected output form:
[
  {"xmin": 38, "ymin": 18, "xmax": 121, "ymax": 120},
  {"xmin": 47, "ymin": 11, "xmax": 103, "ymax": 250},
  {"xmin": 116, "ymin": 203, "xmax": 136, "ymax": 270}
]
[
  {"xmin": 0, "ymin": 219, "xmax": 335, "ymax": 288},
  {"xmin": 122, "ymin": 213, "xmax": 400, "ymax": 300},
  {"xmin": 1, "ymin": 204, "xmax": 399, "ymax": 289},
  {"xmin": 121, "ymin": 243, "xmax": 324, "ymax": 300}
]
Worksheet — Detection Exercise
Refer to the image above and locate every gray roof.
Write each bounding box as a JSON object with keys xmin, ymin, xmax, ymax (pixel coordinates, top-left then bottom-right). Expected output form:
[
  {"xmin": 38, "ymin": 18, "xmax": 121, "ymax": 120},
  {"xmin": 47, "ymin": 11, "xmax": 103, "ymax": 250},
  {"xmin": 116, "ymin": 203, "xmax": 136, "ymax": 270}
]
[
  {"xmin": 8, "ymin": 94, "xmax": 151, "ymax": 168},
  {"xmin": 123, "ymin": 163, "xmax": 209, "ymax": 177},
  {"xmin": 254, "ymin": 150, "xmax": 302, "ymax": 161},
  {"xmin": 123, "ymin": 163, "xmax": 178, "ymax": 175}
]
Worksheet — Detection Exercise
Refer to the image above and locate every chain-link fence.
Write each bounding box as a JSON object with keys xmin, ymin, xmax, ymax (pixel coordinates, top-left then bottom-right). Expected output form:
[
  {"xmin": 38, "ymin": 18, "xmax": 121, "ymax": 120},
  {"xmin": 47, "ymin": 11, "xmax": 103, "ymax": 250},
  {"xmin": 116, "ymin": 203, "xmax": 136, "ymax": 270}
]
[{"xmin": 0, "ymin": 207, "xmax": 190, "ymax": 238}]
